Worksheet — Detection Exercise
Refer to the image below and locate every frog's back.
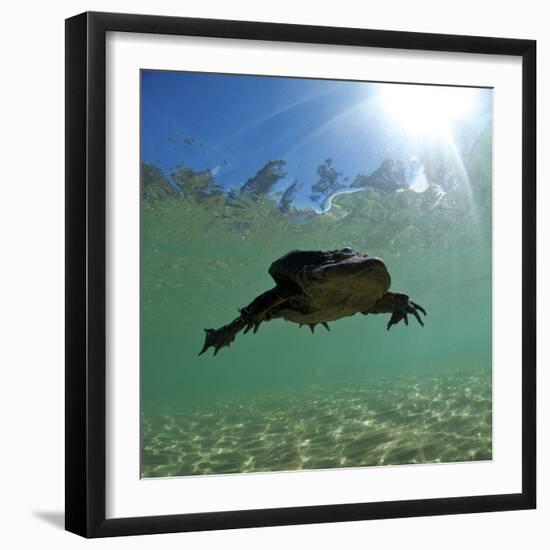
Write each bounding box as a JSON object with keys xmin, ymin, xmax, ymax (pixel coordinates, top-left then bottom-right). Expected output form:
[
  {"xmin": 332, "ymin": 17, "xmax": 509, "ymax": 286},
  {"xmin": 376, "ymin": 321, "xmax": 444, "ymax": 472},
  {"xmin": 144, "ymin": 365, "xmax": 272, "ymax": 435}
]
[{"xmin": 268, "ymin": 250, "xmax": 331, "ymax": 285}]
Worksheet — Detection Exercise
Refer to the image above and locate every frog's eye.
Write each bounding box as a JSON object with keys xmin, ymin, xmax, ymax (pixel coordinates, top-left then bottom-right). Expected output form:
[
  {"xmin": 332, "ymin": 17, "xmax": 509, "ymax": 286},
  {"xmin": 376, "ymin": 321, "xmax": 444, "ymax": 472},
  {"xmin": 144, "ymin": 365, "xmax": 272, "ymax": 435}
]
[{"xmin": 340, "ymin": 247, "xmax": 354, "ymax": 255}]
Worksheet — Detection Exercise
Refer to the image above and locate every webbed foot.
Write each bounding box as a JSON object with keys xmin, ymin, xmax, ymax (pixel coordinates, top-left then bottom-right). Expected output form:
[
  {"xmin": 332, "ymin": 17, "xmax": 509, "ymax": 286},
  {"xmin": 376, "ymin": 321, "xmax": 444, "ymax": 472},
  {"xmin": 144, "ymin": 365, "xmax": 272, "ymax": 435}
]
[
  {"xmin": 387, "ymin": 293, "xmax": 427, "ymax": 331},
  {"xmin": 198, "ymin": 317, "xmax": 245, "ymax": 356},
  {"xmin": 199, "ymin": 286, "xmax": 289, "ymax": 356}
]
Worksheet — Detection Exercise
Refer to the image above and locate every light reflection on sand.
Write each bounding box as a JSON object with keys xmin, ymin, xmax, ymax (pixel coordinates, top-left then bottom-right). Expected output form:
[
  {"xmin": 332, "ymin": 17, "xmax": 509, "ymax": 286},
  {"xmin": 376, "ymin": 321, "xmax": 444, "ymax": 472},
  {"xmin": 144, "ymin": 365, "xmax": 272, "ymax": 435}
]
[{"xmin": 141, "ymin": 367, "xmax": 491, "ymax": 478}]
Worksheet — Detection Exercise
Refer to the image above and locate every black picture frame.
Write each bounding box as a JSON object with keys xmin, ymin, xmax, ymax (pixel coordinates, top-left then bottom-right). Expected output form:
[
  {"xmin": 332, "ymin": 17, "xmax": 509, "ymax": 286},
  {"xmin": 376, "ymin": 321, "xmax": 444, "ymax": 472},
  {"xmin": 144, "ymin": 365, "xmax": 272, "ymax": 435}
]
[{"xmin": 65, "ymin": 11, "xmax": 536, "ymax": 538}]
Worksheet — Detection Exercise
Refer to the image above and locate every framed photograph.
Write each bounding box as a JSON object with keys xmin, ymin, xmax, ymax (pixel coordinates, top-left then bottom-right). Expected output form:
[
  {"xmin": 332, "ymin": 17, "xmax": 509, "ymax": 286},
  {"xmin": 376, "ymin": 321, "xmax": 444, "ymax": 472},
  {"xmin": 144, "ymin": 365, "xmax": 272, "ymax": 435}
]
[{"xmin": 65, "ymin": 11, "xmax": 536, "ymax": 538}]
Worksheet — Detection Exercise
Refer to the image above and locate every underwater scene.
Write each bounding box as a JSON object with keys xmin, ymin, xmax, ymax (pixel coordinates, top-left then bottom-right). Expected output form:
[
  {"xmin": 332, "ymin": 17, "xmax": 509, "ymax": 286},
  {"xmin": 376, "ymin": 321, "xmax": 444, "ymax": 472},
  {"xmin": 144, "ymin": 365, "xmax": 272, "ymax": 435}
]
[{"xmin": 140, "ymin": 71, "xmax": 492, "ymax": 478}]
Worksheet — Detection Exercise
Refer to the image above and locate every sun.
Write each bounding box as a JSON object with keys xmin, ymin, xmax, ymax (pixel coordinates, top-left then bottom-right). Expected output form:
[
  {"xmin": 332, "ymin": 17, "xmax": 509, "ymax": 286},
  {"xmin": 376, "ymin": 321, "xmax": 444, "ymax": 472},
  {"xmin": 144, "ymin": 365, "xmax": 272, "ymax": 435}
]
[{"xmin": 377, "ymin": 83, "xmax": 475, "ymax": 138}]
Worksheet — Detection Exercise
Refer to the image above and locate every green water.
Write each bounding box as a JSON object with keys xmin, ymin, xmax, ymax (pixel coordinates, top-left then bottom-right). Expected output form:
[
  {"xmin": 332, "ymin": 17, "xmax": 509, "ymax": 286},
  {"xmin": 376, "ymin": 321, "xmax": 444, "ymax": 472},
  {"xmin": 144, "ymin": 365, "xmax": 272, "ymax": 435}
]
[{"xmin": 140, "ymin": 138, "xmax": 492, "ymax": 477}]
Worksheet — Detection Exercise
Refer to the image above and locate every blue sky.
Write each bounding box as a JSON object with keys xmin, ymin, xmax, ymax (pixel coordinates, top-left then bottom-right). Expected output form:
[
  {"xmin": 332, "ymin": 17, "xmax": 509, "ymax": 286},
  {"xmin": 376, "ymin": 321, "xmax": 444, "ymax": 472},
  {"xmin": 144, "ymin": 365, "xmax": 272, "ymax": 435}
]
[{"xmin": 141, "ymin": 70, "xmax": 492, "ymax": 206}]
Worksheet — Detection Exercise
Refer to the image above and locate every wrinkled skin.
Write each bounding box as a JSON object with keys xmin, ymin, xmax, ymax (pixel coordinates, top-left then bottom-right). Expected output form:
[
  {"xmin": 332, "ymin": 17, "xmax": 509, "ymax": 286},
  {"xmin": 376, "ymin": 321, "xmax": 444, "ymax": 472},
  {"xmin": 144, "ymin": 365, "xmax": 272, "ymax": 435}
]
[{"xmin": 199, "ymin": 247, "xmax": 426, "ymax": 356}]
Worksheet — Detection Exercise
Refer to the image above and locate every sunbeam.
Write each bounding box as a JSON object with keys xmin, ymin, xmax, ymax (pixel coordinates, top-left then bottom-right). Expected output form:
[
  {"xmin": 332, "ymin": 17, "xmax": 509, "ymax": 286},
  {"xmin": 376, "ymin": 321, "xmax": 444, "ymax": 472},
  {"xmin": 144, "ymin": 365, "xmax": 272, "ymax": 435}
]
[
  {"xmin": 377, "ymin": 84, "xmax": 475, "ymax": 139},
  {"xmin": 281, "ymin": 98, "xmax": 371, "ymax": 159},
  {"xmin": 215, "ymin": 87, "xmax": 340, "ymax": 150}
]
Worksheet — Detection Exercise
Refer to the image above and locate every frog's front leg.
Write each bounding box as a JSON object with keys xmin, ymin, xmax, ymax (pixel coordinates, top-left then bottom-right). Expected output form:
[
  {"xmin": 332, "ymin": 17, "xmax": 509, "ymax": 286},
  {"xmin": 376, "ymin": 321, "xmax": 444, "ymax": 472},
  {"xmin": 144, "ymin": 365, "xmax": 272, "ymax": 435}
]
[{"xmin": 369, "ymin": 292, "xmax": 427, "ymax": 330}]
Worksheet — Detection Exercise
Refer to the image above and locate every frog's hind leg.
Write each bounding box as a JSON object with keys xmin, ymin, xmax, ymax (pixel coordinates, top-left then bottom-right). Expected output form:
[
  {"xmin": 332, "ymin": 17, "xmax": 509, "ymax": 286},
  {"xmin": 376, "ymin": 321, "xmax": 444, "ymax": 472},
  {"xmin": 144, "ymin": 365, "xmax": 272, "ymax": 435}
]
[
  {"xmin": 199, "ymin": 287, "xmax": 290, "ymax": 356},
  {"xmin": 198, "ymin": 317, "xmax": 246, "ymax": 356},
  {"xmin": 239, "ymin": 286, "xmax": 287, "ymax": 334}
]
